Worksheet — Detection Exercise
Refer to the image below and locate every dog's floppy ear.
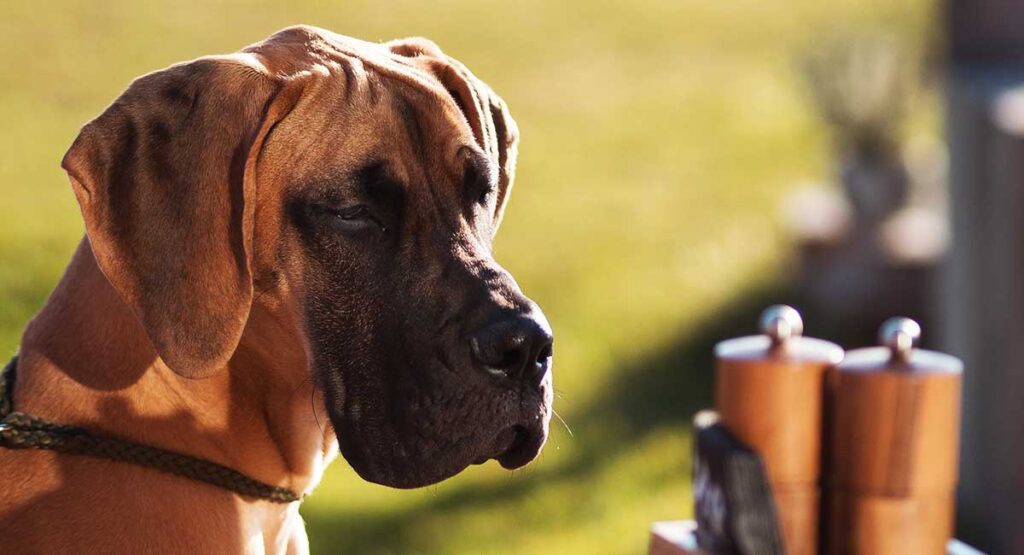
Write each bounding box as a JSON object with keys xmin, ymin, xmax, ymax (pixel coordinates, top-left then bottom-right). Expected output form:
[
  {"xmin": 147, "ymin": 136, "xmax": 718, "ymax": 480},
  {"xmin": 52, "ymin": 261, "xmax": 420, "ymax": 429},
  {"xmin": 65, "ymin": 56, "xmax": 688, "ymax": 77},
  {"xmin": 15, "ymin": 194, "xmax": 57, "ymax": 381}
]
[
  {"xmin": 387, "ymin": 38, "xmax": 520, "ymax": 229},
  {"xmin": 62, "ymin": 55, "xmax": 302, "ymax": 378}
]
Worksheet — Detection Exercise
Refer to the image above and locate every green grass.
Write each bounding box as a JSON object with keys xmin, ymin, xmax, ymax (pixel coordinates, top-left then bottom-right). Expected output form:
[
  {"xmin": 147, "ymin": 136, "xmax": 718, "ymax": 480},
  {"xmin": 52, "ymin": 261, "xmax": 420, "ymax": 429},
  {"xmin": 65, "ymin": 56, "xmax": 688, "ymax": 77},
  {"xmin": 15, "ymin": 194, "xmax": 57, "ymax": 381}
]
[{"xmin": 0, "ymin": 2, "xmax": 934, "ymax": 553}]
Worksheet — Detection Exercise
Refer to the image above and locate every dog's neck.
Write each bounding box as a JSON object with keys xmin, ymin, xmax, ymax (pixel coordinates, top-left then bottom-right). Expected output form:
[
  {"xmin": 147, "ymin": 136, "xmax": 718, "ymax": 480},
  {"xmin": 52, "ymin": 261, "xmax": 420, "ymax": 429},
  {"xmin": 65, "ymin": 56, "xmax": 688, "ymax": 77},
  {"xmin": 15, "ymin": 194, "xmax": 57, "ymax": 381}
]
[{"xmin": 15, "ymin": 239, "xmax": 337, "ymax": 500}]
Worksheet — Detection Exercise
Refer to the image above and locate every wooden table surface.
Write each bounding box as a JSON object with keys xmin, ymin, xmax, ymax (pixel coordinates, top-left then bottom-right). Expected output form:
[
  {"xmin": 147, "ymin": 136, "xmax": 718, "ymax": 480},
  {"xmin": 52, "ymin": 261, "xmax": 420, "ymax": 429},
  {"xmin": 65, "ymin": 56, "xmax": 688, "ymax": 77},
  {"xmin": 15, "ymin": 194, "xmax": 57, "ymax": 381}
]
[{"xmin": 648, "ymin": 520, "xmax": 986, "ymax": 555}]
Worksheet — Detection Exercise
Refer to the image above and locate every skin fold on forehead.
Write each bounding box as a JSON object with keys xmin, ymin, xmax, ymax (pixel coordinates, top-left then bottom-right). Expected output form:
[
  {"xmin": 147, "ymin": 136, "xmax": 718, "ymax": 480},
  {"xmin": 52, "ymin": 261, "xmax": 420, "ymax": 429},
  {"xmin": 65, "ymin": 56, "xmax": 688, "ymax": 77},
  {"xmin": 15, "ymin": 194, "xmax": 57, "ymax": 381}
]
[
  {"xmin": 247, "ymin": 26, "xmax": 503, "ymax": 163},
  {"xmin": 245, "ymin": 25, "xmax": 518, "ymax": 218}
]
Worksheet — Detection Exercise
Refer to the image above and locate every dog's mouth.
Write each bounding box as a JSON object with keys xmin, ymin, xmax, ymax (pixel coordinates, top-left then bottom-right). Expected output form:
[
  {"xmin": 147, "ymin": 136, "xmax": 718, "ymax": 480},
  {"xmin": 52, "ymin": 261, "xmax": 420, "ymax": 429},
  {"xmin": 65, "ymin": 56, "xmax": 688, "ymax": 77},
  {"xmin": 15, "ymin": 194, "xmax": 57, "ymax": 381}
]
[{"xmin": 471, "ymin": 424, "xmax": 545, "ymax": 469}]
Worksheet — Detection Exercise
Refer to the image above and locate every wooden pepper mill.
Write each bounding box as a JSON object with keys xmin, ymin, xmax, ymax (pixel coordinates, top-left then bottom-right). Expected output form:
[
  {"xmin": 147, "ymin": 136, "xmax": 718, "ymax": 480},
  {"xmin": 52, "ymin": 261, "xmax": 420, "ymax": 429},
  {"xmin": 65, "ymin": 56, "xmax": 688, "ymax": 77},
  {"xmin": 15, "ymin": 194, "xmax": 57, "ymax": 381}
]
[
  {"xmin": 715, "ymin": 305, "xmax": 844, "ymax": 555},
  {"xmin": 825, "ymin": 318, "xmax": 963, "ymax": 555}
]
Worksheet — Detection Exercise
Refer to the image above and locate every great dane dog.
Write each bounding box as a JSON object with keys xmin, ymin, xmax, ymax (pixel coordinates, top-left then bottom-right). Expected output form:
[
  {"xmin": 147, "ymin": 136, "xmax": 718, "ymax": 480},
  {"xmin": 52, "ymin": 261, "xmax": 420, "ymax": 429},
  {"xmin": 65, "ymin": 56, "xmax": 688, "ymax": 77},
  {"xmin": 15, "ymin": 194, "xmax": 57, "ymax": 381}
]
[{"xmin": 0, "ymin": 25, "xmax": 553, "ymax": 553}]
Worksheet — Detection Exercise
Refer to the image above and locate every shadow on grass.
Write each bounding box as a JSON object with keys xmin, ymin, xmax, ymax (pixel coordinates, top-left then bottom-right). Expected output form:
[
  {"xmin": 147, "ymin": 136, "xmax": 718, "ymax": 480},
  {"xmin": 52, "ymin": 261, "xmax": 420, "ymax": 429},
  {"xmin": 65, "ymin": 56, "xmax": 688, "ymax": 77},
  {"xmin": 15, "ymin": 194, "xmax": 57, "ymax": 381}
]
[{"xmin": 302, "ymin": 282, "xmax": 823, "ymax": 554}]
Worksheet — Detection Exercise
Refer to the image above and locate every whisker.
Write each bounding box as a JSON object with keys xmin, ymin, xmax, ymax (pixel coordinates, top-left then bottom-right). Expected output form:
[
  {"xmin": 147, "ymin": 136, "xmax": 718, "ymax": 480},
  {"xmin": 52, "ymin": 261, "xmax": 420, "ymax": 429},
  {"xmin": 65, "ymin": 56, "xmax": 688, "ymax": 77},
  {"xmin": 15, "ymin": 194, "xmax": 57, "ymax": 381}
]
[{"xmin": 552, "ymin": 408, "xmax": 573, "ymax": 437}]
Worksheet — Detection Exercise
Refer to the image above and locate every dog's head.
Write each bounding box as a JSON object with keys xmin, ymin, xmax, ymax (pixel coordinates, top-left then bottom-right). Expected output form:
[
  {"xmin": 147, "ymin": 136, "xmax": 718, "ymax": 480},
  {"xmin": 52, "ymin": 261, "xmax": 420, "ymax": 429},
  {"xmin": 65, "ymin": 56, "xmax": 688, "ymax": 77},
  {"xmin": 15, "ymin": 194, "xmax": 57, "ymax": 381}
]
[{"xmin": 61, "ymin": 26, "xmax": 553, "ymax": 488}]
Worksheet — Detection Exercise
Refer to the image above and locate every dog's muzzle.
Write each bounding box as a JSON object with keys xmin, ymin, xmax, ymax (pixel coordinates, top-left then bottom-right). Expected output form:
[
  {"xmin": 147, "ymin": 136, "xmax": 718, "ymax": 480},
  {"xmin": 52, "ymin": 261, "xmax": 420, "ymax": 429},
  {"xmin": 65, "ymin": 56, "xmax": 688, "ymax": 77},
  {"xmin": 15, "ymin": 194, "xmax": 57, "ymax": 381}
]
[{"xmin": 467, "ymin": 306, "xmax": 553, "ymax": 469}]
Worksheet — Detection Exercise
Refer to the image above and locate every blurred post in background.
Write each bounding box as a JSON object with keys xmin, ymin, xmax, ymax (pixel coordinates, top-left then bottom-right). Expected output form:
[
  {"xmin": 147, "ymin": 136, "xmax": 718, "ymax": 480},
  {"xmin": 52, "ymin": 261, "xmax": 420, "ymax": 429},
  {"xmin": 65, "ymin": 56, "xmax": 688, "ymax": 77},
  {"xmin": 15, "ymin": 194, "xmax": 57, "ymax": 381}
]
[{"xmin": 944, "ymin": 0, "xmax": 1024, "ymax": 552}]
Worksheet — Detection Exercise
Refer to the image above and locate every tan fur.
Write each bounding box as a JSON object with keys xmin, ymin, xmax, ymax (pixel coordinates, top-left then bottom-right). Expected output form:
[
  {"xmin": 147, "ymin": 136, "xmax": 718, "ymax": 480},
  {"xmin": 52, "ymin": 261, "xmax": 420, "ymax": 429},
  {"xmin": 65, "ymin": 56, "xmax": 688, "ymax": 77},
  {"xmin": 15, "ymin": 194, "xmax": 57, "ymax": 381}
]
[{"xmin": 0, "ymin": 25, "xmax": 523, "ymax": 554}]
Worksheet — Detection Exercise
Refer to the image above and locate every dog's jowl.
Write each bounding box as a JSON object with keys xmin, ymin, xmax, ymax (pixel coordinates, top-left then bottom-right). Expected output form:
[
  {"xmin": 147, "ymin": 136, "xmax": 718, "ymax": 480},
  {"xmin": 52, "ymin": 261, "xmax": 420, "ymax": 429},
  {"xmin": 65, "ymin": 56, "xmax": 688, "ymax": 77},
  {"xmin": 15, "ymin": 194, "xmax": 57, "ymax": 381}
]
[{"xmin": 0, "ymin": 25, "xmax": 552, "ymax": 554}]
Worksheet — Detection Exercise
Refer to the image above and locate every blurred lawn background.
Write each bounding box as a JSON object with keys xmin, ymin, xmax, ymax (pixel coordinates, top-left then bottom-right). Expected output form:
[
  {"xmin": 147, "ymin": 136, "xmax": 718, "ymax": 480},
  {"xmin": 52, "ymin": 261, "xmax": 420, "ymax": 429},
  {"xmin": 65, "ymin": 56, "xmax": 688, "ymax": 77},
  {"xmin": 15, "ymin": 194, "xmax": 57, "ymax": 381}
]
[{"xmin": 0, "ymin": 1, "xmax": 935, "ymax": 554}]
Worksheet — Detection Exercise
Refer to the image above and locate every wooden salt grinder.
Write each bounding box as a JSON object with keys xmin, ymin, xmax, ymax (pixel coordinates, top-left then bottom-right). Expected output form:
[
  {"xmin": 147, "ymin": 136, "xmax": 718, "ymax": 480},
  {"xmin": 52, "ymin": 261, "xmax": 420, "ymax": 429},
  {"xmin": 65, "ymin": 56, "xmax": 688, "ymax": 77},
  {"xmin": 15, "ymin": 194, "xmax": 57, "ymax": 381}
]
[
  {"xmin": 826, "ymin": 318, "xmax": 962, "ymax": 555},
  {"xmin": 715, "ymin": 306, "xmax": 843, "ymax": 555}
]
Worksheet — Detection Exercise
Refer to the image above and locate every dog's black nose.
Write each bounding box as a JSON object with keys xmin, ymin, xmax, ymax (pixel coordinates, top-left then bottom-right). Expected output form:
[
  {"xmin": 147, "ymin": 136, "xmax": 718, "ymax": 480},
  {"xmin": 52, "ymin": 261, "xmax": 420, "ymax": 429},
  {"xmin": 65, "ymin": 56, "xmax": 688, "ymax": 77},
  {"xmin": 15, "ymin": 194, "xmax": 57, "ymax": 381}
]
[{"xmin": 469, "ymin": 312, "xmax": 553, "ymax": 386}]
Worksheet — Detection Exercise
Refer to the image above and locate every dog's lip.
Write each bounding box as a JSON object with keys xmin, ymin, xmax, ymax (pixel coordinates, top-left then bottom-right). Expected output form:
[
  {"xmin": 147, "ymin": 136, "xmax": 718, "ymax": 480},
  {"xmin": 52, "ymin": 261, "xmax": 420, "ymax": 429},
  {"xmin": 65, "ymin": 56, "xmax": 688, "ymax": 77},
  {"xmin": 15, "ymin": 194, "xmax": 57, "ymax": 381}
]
[
  {"xmin": 495, "ymin": 425, "xmax": 545, "ymax": 470},
  {"xmin": 471, "ymin": 426, "xmax": 520, "ymax": 465}
]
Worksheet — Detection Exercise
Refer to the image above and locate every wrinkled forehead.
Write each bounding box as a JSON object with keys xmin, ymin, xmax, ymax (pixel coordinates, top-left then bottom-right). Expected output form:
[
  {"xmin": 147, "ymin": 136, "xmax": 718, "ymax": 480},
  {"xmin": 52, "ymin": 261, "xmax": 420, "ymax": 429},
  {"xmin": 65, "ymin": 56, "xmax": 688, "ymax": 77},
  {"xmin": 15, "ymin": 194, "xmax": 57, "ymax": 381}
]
[{"xmin": 256, "ymin": 55, "xmax": 490, "ymax": 198}]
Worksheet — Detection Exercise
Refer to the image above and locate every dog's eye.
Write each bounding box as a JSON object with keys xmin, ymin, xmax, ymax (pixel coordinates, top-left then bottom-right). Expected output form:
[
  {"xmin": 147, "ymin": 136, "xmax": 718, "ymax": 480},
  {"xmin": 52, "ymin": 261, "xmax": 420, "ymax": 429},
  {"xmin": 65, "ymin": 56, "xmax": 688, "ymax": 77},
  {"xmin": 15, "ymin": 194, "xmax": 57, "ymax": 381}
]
[
  {"xmin": 462, "ymin": 154, "xmax": 497, "ymax": 207},
  {"xmin": 333, "ymin": 205, "xmax": 371, "ymax": 220},
  {"xmin": 478, "ymin": 185, "xmax": 496, "ymax": 205},
  {"xmin": 311, "ymin": 204, "xmax": 385, "ymax": 233}
]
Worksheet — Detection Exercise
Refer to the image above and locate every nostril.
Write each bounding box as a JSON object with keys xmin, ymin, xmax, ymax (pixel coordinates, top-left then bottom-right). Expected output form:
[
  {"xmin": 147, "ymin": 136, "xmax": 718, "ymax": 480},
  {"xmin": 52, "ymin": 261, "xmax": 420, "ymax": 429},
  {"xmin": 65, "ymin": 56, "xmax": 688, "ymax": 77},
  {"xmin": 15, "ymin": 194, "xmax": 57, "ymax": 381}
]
[
  {"xmin": 469, "ymin": 313, "xmax": 553, "ymax": 384},
  {"xmin": 536, "ymin": 342, "xmax": 553, "ymax": 365},
  {"xmin": 470, "ymin": 335, "xmax": 526, "ymax": 372},
  {"xmin": 526, "ymin": 339, "xmax": 553, "ymax": 387},
  {"xmin": 497, "ymin": 345, "xmax": 526, "ymax": 370}
]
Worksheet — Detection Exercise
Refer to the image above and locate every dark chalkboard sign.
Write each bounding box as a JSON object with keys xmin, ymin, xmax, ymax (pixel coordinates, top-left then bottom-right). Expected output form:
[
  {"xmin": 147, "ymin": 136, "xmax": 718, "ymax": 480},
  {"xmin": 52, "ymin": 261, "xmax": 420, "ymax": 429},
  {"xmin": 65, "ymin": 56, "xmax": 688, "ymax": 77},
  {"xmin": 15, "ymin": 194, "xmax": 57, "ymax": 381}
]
[{"xmin": 692, "ymin": 411, "xmax": 785, "ymax": 555}]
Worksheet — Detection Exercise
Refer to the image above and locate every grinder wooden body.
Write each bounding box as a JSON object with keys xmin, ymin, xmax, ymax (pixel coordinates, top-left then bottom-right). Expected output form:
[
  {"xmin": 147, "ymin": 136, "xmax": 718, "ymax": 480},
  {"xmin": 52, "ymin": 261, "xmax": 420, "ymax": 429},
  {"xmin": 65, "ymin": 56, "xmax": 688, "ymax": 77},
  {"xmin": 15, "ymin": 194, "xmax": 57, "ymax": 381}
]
[
  {"xmin": 714, "ymin": 307, "xmax": 843, "ymax": 555},
  {"xmin": 825, "ymin": 319, "xmax": 962, "ymax": 555}
]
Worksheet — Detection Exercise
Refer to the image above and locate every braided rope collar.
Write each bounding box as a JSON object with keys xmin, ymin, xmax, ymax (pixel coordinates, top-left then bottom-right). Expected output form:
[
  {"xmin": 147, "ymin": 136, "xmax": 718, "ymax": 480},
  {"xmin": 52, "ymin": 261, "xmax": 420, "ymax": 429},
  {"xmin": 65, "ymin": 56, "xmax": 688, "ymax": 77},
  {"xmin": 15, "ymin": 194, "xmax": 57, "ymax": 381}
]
[{"xmin": 0, "ymin": 357, "xmax": 302, "ymax": 503}]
